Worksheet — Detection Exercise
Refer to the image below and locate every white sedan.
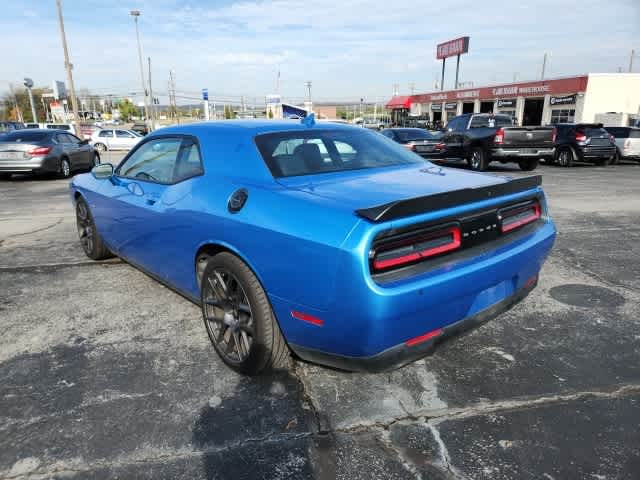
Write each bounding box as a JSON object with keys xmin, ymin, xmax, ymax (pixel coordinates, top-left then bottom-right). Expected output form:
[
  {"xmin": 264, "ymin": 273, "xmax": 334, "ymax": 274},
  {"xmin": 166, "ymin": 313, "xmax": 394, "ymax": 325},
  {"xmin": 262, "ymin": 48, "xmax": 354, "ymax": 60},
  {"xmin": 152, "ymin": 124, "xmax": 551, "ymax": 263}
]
[{"xmin": 90, "ymin": 129, "xmax": 142, "ymax": 152}]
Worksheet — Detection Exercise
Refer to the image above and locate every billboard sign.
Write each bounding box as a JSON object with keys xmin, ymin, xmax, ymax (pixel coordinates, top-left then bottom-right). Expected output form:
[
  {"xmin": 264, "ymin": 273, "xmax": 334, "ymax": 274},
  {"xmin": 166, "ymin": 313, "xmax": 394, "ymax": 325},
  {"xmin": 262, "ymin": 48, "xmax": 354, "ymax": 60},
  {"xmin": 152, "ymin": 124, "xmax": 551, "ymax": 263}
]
[
  {"xmin": 202, "ymin": 88, "xmax": 208, "ymax": 101},
  {"xmin": 550, "ymin": 94, "xmax": 577, "ymax": 106},
  {"xmin": 436, "ymin": 36, "xmax": 470, "ymax": 59},
  {"xmin": 52, "ymin": 80, "xmax": 67, "ymax": 100}
]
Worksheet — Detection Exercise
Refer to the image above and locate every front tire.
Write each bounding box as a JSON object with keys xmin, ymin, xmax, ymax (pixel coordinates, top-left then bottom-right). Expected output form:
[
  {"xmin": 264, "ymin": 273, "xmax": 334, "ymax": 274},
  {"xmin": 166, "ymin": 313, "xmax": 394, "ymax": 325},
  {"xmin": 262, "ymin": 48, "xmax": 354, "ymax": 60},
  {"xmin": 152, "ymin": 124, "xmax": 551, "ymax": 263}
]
[
  {"xmin": 76, "ymin": 198, "xmax": 113, "ymax": 260},
  {"xmin": 518, "ymin": 158, "xmax": 539, "ymax": 171},
  {"xmin": 201, "ymin": 252, "xmax": 290, "ymax": 375},
  {"xmin": 94, "ymin": 143, "xmax": 107, "ymax": 152},
  {"xmin": 469, "ymin": 146, "xmax": 489, "ymax": 171},
  {"xmin": 59, "ymin": 158, "xmax": 71, "ymax": 178}
]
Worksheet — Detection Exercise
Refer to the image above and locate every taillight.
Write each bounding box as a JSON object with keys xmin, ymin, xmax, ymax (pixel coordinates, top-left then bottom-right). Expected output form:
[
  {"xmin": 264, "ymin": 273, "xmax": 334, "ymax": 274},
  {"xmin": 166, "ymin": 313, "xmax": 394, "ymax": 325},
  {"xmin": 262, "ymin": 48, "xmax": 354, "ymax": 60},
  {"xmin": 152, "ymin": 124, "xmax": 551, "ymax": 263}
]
[
  {"xmin": 494, "ymin": 128, "xmax": 504, "ymax": 145},
  {"xmin": 28, "ymin": 146, "xmax": 52, "ymax": 156},
  {"xmin": 435, "ymin": 142, "xmax": 446, "ymax": 150},
  {"xmin": 575, "ymin": 131, "xmax": 587, "ymax": 142},
  {"xmin": 552, "ymin": 127, "xmax": 557, "ymax": 144},
  {"xmin": 371, "ymin": 224, "xmax": 461, "ymax": 272},
  {"xmin": 403, "ymin": 142, "xmax": 415, "ymax": 151},
  {"xmin": 624, "ymin": 139, "xmax": 631, "ymax": 151},
  {"xmin": 499, "ymin": 201, "xmax": 541, "ymax": 233}
]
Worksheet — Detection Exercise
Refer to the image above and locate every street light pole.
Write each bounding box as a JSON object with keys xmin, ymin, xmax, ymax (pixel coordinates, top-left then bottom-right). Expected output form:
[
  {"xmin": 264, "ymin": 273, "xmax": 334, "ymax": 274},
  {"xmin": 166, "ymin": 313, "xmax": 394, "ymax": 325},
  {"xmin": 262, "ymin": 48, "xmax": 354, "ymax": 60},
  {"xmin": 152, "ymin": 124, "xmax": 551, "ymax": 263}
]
[
  {"xmin": 24, "ymin": 78, "xmax": 37, "ymax": 122},
  {"xmin": 130, "ymin": 10, "xmax": 151, "ymax": 128},
  {"xmin": 55, "ymin": 0, "xmax": 83, "ymax": 137}
]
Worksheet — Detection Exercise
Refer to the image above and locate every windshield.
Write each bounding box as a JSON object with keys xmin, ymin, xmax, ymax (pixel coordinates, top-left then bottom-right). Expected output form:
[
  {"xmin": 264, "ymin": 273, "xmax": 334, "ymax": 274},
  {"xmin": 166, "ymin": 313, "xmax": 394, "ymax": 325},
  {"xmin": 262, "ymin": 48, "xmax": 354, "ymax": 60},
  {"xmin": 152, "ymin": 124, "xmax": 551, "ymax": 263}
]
[
  {"xmin": 255, "ymin": 128, "xmax": 424, "ymax": 178},
  {"xmin": 395, "ymin": 129, "xmax": 436, "ymax": 142},
  {"xmin": 0, "ymin": 131, "xmax": 49, "ymax": 142}
]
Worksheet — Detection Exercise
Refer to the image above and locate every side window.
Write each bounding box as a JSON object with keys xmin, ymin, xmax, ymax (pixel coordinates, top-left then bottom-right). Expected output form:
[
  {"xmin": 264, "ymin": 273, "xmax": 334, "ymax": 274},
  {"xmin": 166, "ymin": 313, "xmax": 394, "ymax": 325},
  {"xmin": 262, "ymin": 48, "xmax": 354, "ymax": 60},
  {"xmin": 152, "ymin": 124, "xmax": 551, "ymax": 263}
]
[
  {"xmin": 116, "ymin": 130, "xmax": 133, "ymax": 138},
  {"xmin": 99, "ymin": 130, "xmax": 113, "ymax": 137},
  {"xmin": 117, "ymin": 137, "xmax": 182, "ymax": 184},
  {"xmin": 381, "ymin": 130, "xmax": 394, "ymax": 139},
  {"xmin": 333, "ymin": 140, "xmax": 357, "ymax": 163},
  {"xmin": 446, "ymin": 117, "xmax": 460, "ymax": 131},
  {"xmin": 65, "ymin": 134, "xmax": 80, "ymax": 144},
  {"xmin": 172, "ymin": 140, "xmax": 204, "ymax": 183},
  {"xmin": 56, "ymin": 133, "xmax": 70, "ymax": 144}
]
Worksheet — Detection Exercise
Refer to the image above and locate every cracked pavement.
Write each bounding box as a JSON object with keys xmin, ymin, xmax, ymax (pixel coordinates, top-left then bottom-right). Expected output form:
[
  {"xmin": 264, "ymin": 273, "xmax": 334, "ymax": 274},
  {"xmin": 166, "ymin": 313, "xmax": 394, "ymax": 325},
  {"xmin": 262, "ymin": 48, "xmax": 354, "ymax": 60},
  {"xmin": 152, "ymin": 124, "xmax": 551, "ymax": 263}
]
[{"xmin": 1, "ymin": 155, "xmax": 639, "ymax": 479}]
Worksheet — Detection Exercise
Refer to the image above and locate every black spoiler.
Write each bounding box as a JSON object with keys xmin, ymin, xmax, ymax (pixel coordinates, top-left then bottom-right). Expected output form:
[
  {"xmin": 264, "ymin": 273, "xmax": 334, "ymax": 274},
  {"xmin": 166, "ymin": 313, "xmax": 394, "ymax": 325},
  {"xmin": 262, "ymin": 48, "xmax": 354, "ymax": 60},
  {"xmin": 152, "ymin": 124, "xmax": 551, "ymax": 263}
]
[{"xmin": 356, "ymin": 175, "xmax": 542, "ymax": 223}]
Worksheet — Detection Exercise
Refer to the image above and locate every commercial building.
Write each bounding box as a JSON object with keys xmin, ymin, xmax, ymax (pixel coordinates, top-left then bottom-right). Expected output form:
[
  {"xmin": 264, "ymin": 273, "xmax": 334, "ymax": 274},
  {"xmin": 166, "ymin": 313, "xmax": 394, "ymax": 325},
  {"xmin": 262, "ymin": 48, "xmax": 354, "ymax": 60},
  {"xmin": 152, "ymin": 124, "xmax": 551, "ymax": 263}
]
[{"xmin": 386, "ymin": 73, "xmax": 640, "ymax": 127}]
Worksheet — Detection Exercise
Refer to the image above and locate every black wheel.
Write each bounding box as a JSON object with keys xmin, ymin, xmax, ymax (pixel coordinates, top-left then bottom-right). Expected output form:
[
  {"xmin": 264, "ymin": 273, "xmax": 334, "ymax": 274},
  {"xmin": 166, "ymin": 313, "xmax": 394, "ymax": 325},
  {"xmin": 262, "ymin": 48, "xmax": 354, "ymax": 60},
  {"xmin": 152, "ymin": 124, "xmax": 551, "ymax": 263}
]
[
  {"xmin": 94, "ymin": 143, "xmax": 107, "ymax": 152},
  {"xmin": 76, "ymin": 198, "xmax": 112, "ymax": 260},
  {"xmin": 518, "ymin": 158, "xmax": 539, "ymax": 171},
  {"xmin": 469, "ymin": 147, "xmax": 488, "ymax": 171},
  {"xmin": 611, "ymin": 149, "xmax": 621, "ymax": 165},
  {"xmin": 201, "ymin": 252, "xmax": 290, "ymax": 375},
  {"xmin": 556, "ymin": 147, "xmax": 574, "ymax": 167},
  {"xmin": 59, "ymin": 157, "xmax": 71, "ymax": 178}
]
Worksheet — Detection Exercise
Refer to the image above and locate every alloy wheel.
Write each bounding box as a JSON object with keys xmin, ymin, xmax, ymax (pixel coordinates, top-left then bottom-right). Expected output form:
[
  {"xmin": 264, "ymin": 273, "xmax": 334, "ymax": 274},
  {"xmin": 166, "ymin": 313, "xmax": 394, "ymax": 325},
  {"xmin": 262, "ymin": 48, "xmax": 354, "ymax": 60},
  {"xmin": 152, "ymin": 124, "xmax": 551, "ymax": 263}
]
[
  {"xmin": 203, "ymin": 268, "xmax": 254, "ymax": 364},
  {"xmin": 76, "ymin": 201, "xmax": 94, "ymax": 255},
  {"xmin": 61, "ymin": 159, "xmax": 70, "ymax": 177},
  {"xmin": 471, "ymin": 151, "xmax": 481, "ymax": 169}
]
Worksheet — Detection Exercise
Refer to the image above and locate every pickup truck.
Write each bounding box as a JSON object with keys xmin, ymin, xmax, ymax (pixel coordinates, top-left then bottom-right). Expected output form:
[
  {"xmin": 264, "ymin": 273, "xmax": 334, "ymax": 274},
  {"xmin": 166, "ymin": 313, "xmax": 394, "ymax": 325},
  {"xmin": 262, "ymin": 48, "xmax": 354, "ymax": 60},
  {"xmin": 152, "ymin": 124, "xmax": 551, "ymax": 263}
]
[{"xmin": 437, "ymin": 114, "xmax": 555, "ymax": 171}]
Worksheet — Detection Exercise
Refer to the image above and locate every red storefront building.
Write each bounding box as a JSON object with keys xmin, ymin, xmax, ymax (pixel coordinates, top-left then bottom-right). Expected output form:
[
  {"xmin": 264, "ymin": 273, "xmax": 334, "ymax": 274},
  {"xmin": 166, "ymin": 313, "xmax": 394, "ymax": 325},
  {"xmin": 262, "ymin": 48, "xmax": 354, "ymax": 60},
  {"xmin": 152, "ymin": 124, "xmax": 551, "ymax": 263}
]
[{"xmin": 386, "ymin": 73, "xmax": 640, "ymax": 127}]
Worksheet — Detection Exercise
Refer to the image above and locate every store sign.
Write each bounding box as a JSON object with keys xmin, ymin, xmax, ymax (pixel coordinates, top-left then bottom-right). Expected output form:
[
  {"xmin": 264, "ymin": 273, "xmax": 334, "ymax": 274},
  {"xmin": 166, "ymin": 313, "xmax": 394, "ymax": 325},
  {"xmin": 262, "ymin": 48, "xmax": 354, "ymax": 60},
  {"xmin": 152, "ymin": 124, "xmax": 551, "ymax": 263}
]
[
  {"xmin": 431, "ymin": 103, "xmax": 442, "ymax": 111},
  {"xmin": 456, "ymin": 90, "xmax": 479, "ymax": 99},
  {"xmin": 497, "ymin": 99, "xmax": 516, "ymax": 108},
  {"xmin": 436, "ymin": 36, "xmax": 470, "ymax": 59},
  {"xmin": 550, "ymin": 94, "xmax": 577, "ymax": 106},
  {"xmin": 445, "ymin": 102, "xmax": 457, "ymax": 110},
  {"xmin": 430, "ymin": 93, "xmax": 447, "ymax": 101}
]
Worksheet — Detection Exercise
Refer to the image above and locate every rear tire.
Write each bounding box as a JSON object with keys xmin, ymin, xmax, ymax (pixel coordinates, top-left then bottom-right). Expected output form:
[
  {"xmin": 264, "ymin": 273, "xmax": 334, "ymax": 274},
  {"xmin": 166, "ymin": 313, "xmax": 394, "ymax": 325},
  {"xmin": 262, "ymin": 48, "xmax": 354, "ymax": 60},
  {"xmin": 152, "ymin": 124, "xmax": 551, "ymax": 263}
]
[
  {"xmin": 76, "ymin": 198, "xmax": 113, "ymax": 260},
  {"xmin": 518, "ymin": 158, "xmax": 539, "ymax": 171},
  {"xmin": 201, "ymin": 252, "xmax": 290, "ymax": 375},
  {"xmin": 556, "ymin": 147, "xmax": 574, "ymax": 167},
  {"xmin": 611, "ymin": 149, "xmax": 621, "ymax": 165},
  {"xmin": 94, "ymin": 143, "xmax": 107, "ymax": 152},
  {"xmin": 469, "ymin": 147, "xmax": 489, "ymax": 171}
]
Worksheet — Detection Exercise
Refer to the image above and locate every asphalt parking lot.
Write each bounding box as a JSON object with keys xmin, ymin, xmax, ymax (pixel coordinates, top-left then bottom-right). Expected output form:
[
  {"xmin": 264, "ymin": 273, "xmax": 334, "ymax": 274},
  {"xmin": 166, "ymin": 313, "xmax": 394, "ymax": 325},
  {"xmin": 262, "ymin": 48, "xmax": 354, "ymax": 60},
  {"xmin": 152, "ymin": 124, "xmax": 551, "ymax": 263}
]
[{"xmin": 1, "ymin": 153, "xmax": 639, "ymax": 479}]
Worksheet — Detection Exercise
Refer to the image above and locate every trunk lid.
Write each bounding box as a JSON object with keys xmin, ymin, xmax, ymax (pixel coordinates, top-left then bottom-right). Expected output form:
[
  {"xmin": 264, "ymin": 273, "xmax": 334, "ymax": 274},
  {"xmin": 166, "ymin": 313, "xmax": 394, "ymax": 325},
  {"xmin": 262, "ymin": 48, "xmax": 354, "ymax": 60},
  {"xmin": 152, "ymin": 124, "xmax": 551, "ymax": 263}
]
[
  {"xmin": 0, "ymin": 143, "xmax": 40, "ymax": 161},
  {"xmin": 277, "ymin": 164, "xmax": 508, "ymax": 212}
]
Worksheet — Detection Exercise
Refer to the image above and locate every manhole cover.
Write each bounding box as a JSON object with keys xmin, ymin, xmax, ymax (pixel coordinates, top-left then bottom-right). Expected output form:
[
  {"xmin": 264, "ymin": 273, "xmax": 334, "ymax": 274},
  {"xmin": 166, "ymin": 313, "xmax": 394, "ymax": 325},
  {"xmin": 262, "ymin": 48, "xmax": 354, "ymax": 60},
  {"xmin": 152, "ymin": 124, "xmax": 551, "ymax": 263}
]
[{"xmin": 549, "ymin": 284, "xmax": 625, "ymax": 308}]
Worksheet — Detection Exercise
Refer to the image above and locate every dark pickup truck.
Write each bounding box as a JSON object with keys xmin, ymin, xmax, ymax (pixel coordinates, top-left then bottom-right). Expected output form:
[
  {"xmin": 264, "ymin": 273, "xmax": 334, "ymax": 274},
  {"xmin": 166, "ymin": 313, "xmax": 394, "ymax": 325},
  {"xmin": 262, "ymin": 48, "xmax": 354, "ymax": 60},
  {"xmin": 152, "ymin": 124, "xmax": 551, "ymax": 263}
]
[{"xmin": 437, "ymin": 114, "xmax": 555, "ymax": 171}]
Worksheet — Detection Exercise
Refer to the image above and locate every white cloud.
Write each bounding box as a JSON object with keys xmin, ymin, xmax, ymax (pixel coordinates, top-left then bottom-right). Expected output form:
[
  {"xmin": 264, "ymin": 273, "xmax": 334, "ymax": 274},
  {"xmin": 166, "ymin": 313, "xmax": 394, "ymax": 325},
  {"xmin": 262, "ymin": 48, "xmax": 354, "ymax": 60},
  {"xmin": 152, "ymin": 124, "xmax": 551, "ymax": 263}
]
[{"xmin": 1, "ymin": 0, "xmax": 638, "ymax": 102}]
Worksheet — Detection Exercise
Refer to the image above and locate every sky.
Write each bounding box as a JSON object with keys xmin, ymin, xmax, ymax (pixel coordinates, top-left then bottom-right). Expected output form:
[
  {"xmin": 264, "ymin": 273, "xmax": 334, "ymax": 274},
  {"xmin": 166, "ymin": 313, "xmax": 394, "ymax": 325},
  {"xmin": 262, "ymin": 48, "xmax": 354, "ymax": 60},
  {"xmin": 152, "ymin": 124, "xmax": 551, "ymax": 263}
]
[{"xmin": 1, "ymin": 0, "xmax": 639, "ymax": 104}]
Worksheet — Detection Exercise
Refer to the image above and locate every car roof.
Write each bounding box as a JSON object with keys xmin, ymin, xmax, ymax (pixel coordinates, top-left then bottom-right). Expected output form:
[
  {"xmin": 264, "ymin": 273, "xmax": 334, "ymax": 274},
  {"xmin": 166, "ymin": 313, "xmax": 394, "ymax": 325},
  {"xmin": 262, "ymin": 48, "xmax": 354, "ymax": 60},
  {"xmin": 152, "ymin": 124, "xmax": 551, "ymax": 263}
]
[{"xmin": 152, "ymin": 119, "xmax": 357, "ymax": 138}]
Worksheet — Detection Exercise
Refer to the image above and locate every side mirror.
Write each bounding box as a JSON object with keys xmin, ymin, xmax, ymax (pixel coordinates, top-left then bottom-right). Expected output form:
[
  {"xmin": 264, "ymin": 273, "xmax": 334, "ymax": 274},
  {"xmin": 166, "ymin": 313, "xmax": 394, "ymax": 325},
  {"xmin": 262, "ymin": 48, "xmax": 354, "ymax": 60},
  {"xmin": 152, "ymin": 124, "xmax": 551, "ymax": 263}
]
[
  {"xmin": 80, "ymin": 139, "xmax": 89, "ymax": 145},
  {"xmin": 91, "ymin": 163, "xmax": 114, "ymax": 180}
]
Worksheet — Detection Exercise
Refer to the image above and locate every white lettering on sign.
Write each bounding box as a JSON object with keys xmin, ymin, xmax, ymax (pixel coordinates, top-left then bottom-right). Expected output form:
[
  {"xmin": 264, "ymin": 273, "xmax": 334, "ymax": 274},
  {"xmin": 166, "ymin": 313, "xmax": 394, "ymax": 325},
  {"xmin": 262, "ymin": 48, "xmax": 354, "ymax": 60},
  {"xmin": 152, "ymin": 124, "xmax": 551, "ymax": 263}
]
[
  {"xmin": 518, "ymin": 85, "xmax": 550, "ymax": 94},
  {"xmin": 492, "ymin": 86, "xmax": 518, "ymax": 96},
  {"xmin": 431, "ymin": 93, "xmax": 447, "ymax": 101},
  {"xmin": 456, "ymin": 90, "xmax": 479, "ymax": 99}
]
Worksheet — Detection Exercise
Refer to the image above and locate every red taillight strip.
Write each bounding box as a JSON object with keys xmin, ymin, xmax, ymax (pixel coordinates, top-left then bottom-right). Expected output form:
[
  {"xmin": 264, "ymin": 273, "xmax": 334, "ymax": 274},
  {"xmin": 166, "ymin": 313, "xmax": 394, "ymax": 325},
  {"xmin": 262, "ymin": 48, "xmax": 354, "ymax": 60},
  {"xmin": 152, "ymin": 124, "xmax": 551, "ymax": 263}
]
[
  {"xmin": 372, "ymin": 226, "xmax": 461, "ymax": 271},
  {"xmin": 28, "ymin": 146, "xmax": 52, "ymax": 156},
  {"xmin": 500, "ymin": 203, "xmax": 541, "ymax": 233},
  {"xmin": 291, "ymin": 310, "xmax": 324, "ymax": 326},
  {"xmin": 406, "ymin": 328, "xmax": 443, "ymax": 347}
]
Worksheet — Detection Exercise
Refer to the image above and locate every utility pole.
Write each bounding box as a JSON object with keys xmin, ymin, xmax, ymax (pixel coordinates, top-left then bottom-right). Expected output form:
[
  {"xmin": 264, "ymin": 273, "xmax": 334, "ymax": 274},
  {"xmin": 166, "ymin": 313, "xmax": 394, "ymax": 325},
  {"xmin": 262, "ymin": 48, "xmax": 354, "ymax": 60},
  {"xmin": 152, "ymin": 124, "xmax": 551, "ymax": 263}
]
[
  {"xmin": 148, "ymin": 56, "xmax": 155, "ymax": 127},
  {"xmin": 55, "ymin": 0, "xmax": 82, "ymax": 137},
  {"xmin": 409, "ymin": 82, "xmax": 415, "ymax": 95},
  {"xmin": 130, "ymin": 10, "xmax": 151, "ymax": 127},
  {"xmin": 541, "ymin": 52, "xmax": 548, "ymax": 80},
  {"xmin": 305, "ymin": 81, "xmax": 312, "ymax": 103},
  {"xmin": 169, "ymin": 69, "xmax": 179, "ymax": 123},
  {"xmin": 23, "ymin": 78, "xmax": 37, "ymax": 122},
  {"xmin": 630, "ymin": 49, "xmax": 636, "ymax": 73}
]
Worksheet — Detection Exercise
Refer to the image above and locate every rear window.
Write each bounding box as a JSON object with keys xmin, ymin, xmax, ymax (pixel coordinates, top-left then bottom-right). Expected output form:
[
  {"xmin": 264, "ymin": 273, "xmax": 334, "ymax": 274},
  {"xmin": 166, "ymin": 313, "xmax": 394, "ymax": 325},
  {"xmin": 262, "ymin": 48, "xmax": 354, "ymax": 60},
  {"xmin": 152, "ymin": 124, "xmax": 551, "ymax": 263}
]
[
  {"xmin": 1, "ymin": 131, "xmax": 49, "ymax": 142},
  {"xmin": 605, "ymin": 128, "xmax": 627, "ymax": 138},
  {"xmin": 580, "ymin": 127, "xmax": 608, "ymax": 137},
  {"xmin": 395, "ymin": 129, "xmax": 436, "ymax": 142},
  {"xmin": 255, "ymin": 128, "xmax": 424, "ymax": 178},
  {"xmin": 469, "ymin": 115, "xmax": 513, "ymax": 128},
  {"xmin": 631, "ymin": 130, "xmax": 640, "ymax": 139}
]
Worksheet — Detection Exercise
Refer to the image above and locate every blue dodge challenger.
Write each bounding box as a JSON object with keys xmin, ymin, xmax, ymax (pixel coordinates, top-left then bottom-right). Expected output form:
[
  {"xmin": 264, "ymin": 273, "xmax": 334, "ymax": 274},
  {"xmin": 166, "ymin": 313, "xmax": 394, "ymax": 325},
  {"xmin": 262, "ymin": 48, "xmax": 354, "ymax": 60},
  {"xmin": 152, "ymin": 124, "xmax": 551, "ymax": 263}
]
[{"xmin": 70, "ymin": 118, "xmax": 556, "ymax": 374}]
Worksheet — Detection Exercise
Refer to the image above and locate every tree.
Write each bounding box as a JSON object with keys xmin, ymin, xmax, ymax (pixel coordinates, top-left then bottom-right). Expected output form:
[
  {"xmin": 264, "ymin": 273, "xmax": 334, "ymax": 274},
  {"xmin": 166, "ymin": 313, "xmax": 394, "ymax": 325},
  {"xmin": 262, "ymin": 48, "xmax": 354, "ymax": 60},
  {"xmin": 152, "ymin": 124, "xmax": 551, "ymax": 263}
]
[
  {"xmin": 118, "ymin": 99, "xmax": 138, "ymax": 122},
  {"xmin": 2, "ymin": 86, "xmax": 48, "ymax": 123},
  {"xmin": 224, "ymin": 105, "xmax": 235, "ymax": 119},
  {"xmin": 267, "ymin": 108, "xmax": 274, "ymax": 119}
]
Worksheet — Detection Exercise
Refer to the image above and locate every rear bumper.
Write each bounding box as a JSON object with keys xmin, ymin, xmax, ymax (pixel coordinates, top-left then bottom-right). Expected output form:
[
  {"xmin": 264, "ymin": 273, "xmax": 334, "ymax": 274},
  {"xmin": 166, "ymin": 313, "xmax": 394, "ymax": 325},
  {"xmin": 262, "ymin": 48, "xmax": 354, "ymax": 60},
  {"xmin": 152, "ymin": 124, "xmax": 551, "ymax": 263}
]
[
  {"xmin": 577, "ymin": 145, "xmax": 615, "ymax": 160},
  {"xmin": 491, "ymin": 147, "xmax": 555, "ymax": 159},
  {"xmin": 290, "ymin": 278, "xmax": 536, "ymax": 372},
  {"xmin": 0, "ymin": 156, "xmax": 59, "ymax": 173}
]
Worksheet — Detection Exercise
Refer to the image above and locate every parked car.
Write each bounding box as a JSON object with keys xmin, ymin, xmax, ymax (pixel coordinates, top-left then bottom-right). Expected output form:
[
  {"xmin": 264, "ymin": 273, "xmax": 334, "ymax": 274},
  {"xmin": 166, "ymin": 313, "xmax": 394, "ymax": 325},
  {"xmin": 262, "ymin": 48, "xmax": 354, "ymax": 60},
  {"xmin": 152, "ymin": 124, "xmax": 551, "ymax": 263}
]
[
  {"xmin": 0, "ymin": 129, "xmax": 100, "ymax": 179},
  {"xmin": 130, "ymin": 122, "xmax": 150, "ymax": 136},
  {"xmin": 79, "ymin": 124, "xmax": 102, "ymax": 138},
  {"xmin": 381, "ymin": 128, "xmax": 443, "ymax": 158},
  {"xmin": 24, "ymin": 123, "xmax": 40, "ymax": 129},
  {"xmin": 70, "ymin": 119, "xmax": 555, "ymax": 374},
  {"xmin": 438, "ymin": 114, "xmax": 555, "ymax": 171},
  {"xmin": 0, "ymin": 121, "xmax": 26, "ymax": 133},
  {"xmin": 604, "ymin": 126, "xmax": 640, "ymax": 163},
  {"xmin": 90, "ymin": 129, "xmax": 142, "ymax": 151},
  {"xmin": 553, "ymin": 123, "xmax": 616, "ymax": 167},
  {"xmin": 43, "ymin": 123, "xmax": 79, "ymax": 135}
]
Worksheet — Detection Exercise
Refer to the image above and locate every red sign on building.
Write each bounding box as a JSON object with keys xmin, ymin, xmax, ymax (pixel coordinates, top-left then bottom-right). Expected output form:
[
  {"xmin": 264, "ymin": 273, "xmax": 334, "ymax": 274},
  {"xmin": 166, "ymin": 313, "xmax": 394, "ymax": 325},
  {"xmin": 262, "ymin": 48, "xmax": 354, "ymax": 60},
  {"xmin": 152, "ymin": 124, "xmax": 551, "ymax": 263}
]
[{"xmin": 436, "ymin": 37, "xmax": 470, "ymax": 59}]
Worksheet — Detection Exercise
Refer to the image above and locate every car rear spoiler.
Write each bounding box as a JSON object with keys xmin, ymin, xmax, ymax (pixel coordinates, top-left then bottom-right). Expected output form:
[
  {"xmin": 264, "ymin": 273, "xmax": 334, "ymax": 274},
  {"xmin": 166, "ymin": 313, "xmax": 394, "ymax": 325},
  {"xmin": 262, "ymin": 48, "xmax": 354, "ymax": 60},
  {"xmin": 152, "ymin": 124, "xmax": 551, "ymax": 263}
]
[{"xmin": 355, "ymin": 175, "xmax": 542, "ymax": 223}]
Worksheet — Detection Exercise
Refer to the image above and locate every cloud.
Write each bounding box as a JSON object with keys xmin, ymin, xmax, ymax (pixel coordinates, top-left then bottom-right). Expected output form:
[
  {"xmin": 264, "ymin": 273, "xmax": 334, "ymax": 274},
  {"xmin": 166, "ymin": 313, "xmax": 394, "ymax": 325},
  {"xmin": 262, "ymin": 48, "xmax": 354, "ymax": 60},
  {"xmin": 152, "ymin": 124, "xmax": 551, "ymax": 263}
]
[{"xmin": 0, "ymin": 0, "xmax": 638, "ymax": 102}]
